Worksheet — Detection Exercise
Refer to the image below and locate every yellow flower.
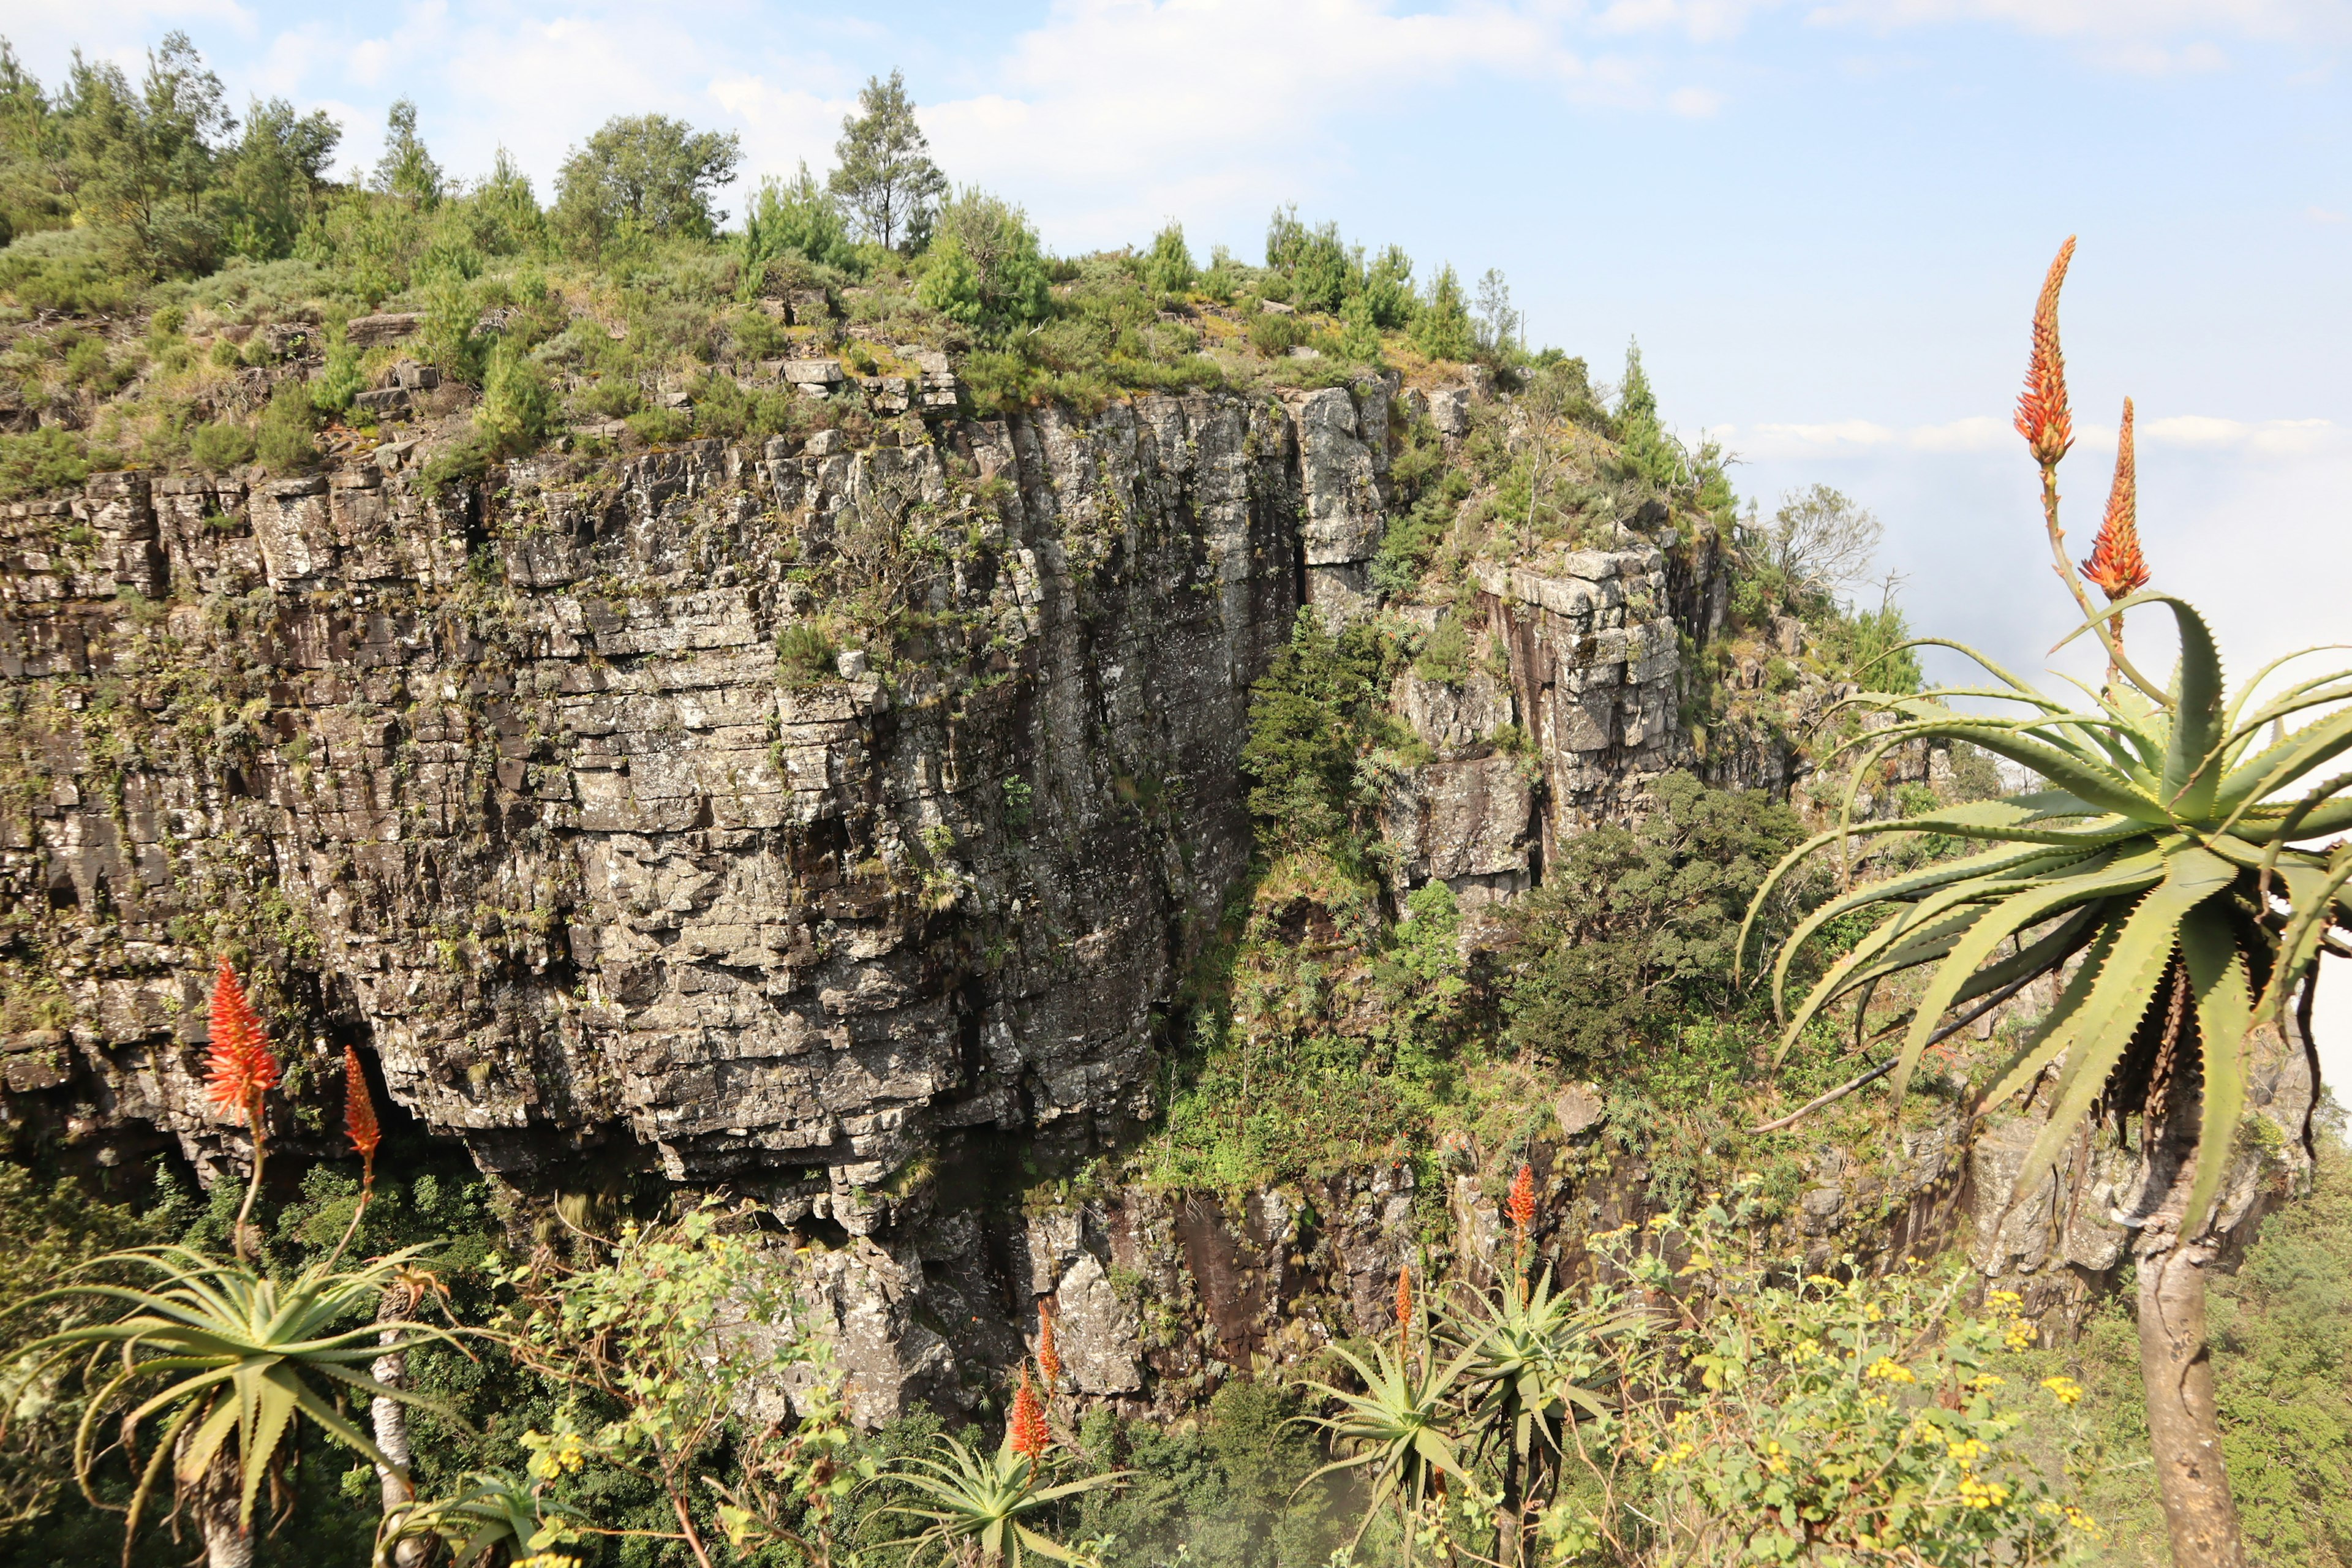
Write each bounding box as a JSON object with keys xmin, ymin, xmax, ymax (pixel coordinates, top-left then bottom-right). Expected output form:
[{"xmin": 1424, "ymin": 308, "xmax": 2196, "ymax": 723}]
[
  {"xmin": 1650, "ymin": 1441, "xmax": 1697, "ymax": 1474},
  {"xmin": 1863, "ymin": 1302, "xmax": 1884, "ymax": 1322},
  {"xmin": 2004, "ymin": 1319, "xmax": 2037, "ymax": 1351},
  {"xmin": 2064, "ymin": 1505, "xmax": 2105, "ymax": 1537},
  {"xmin": 2041, "ymin": 1375, "xmax": 2084, "ymax": 1408},
  {"xmin": 1957, "ymin": 1476, "xmax": 2011, "ymax": 1510},
  {"xmin": 1988, "ymin": 1290, "xmax": 2023, "ymax": 1310},
  {"xmin": 1947, "ymin": 1438, "xmax": 1989, "ymax": 1467},
  {"xmin": 1865, "ymin": 1357, "xmax": 1916, "ymax": 1385},
  {"xmin": 1763, "ymin": 1441, "xmax": 1790, "ymax": 1475},
  {"xmin": 1967, "ymin": 1373, "xmax": 2005, "ymax": 1392}
]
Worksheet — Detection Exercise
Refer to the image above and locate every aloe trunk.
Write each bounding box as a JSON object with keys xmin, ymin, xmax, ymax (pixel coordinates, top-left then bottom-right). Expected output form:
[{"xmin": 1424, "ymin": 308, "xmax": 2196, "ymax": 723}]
[
  {"xmin": 180, "ymin": 1431, "xmax": 254, "ymax": 1568},
  {"xmin": 2136, "ymin": 1234, "xmax": 2240, "ymax": 1566},
  {"xmin": 371, "ymin": 1290, "xmax": 428, "ymax": 1567}
]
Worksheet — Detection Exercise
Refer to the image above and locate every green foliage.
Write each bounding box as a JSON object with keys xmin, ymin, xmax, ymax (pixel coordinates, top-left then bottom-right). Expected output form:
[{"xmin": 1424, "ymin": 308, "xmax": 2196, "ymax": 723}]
[
  {"xmin": 1069, "ymin": 1378, "xmax": 1345, "ymax": 1568},
  {"xmin": 369, "ymin": 99, "xmax": 443, "ymax": 207},
  {"xmin": 777, "ymin": 620, "xmax": 842, "ymax": 688},
  {"xmin": 253, "ymin": 377, "xmax": 318, "ymax": 471},
  {"xmin": 741, "ymin": 160, "xmax": 859, "ymax": 284},
  {"xmin": 475, "ymin": 339, "xmax": 556, "ymax": 454},
  {"xmin": 1411, "ymin": 264, "xmax": 1476, "ymax": 361},
  {"xmin": 10, "ymin": 1238, "xmax": 456, "ymax": 1546},
  {"xmin": 1143, "ymin": 221, "xmax": 1194, "ymax": 295},
  {"xmin": 308, "ymin": 327, "xmax": 366, "ymax": 419},
  {"xmin": 1264, "ymin": 206, "xmax": 1356, "ymax": 313},
  {"xmin": 187, "ymin": 417, "xmax": 254, "ymax": 472},
  {"xmin": 1503, "ymin": 771, "xmax": 1816, "ymax": 1068},
  {"xmin": 553, "ymin": 113, "xmax": 742, "ymax": 254},
  {"xmin": 0, "ymin": 225, "xmax": 141, "ymax": 314},
  {"xmin": 917, "ymin": 187, "xmax": 1053, "ymax": 339},
  {"xmin": 878, "ymin": 1430, "xmax": 1125, "ymax": 1567},
  {"xmin": 214, "ymin": 95, "xmax": 341, "ymax": 260},
  {"xmin": 494, "ymin": 1203, "xmax": 853, "ymax": 1567},
  {"xmin": 0, "ymin": 427, "xmax": 96, "ymax": 500},
  {"xmin": 1612, "ymin": 339, "xmax": 1686, "ymax": 490},
  {"xmin": 1561, "ymin": 1200, "xmax": 2097, "ymax": 1564},
  {"xmin": 1241, "ymin": 610, "xmax": 1401, "ymax": 856},
  {"xmin": 829, "ymin": 69, "xmax": 949, "ymax": 251},
  {"xmin": 0, "ymin": 1164, "xmax": 157, "ymax": 1535}
]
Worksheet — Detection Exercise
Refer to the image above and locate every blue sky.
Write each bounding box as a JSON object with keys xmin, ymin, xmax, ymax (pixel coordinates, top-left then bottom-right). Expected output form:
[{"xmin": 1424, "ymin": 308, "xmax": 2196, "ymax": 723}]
[{"xmin": 9, "ymin": 0, "xmax": 2351, "ymax": 1067}]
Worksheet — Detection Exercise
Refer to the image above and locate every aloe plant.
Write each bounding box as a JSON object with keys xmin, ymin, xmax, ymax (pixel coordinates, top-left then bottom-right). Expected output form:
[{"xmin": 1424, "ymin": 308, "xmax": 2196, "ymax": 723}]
[
  {"xmin": 1295, "ymin": 1329, "xmax": 1476, "ymax": 1562},
  {"xmin": 11, "ymin": 1244, "xmax": 456, "ymax": 1568},
  {"xmin": 1740, "ymin": 239, "xmax": 2343, "ymax": 1568},
  {"xmin": 875, "ymin": 1430, "xmax": 1124, "ymax": 1567},
  {"xmin": 376, "ymin": 1468, "xmax": 579, "ymax": 1567}
]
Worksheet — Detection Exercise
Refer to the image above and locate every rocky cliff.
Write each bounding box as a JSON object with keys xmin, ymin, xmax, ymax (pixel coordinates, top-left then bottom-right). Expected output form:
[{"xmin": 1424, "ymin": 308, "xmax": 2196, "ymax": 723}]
[{"xmin": 4, "ymin": 370, "xmax": 2308, "ymax": 1427}]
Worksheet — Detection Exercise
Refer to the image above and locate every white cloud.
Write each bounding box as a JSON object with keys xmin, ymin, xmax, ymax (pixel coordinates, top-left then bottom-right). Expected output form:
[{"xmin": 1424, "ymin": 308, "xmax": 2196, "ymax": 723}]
[
  {"xmin": 2143, "ymin": 415, "xmax": 2337, "ymax": 453},
  {"xmin": 1804, "ymin": 0, "xmax": 2345, "ymax": 42}
]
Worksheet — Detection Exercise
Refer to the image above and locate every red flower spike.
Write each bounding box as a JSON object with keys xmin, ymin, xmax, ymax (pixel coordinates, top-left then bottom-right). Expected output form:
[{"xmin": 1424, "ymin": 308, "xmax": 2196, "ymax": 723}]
[
  {"xmin": 1506, "ymin": 1163, "xmax": 1538, "ymax": 1235},
  {"xmin": 1395, "ymin": 1263, "xmax": 1412, "ymax": 1329},
  {"xmin": 2015, "ymin": 237, "xmax": 2077, "ymax": 468},
  {"xmin": 344, "ymin": 1046, "xmax": 382, "ymax": 1165},
  {"xmin": 1037, "ymin": 1306, "xmax": 1062, "ymax": 1390},
  {"xmin": 1009, "ymin": 1367, "xmax": 1050, "ymax": 1461},
  {"xmin": 205, "ymin": 959, "xmax": 279, "ymax": 1123},
  {"xmin": 2082, "ymin": 398, "xmax": 2149, "ymax": 601}
]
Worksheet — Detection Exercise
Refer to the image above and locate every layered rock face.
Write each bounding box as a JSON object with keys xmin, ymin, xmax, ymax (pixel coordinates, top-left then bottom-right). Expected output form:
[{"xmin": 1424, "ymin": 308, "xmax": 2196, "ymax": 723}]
[{"xmin": 0, "ymin": 382, "xmax": 1487, "ymax": 1200}]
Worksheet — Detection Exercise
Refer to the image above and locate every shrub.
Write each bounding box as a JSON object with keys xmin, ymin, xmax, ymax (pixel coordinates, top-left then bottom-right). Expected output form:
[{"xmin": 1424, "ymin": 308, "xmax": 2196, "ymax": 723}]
[
  {"xmin": 1248, "ymin": 310, "xmax": 1308, "ymax": 358},
  {"xmin": 1143, "ymin": 221, "xmax": 1195, "ymax": 295},
  {"xmin": 187, "ymin": 418, "xmax": 254, "ymax": 472},
  {"xmin": 916, "ymin": 187, "xmax": 1052, "ymax": 339},
  {"xmin": 625, "ymin": 404, "xmax": 694, "ymax": 446},
  {"xmin": 0, "ymin": 428, "xmax": 96, "ymax": 501},
  {"xmin": 1411, "ymin": 263, "xmax": 1476, "ymax": 361},
  {"xmin": 254, "ymin": 379, "xmax": 319, "ymax": 471},
  {"xmin": 776, "ymin": 622, "xmax": 840, "ymax": 687},
  {"xmin": 0, "ymin": 223, "xmax": 142, "ymax": 315},
  {"xmin": 1241, "ymin": 609, "xmax": 1400, "ymax": 855},
  {"xmin": 1499, "ymin": 771, "xmax": 1815, "ymax": 1068},
  {"xmin": 475, "ymin": 341, "xmax": 555, "ymax": 454}
]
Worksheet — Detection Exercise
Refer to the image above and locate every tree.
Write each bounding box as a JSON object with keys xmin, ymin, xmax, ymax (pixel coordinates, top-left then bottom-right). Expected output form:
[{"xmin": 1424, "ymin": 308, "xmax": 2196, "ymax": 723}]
[
  {"xmin": 1411, "ymin": 264, "xmax": 1475, "ymax": 361},
  {"xmin": 742, "ymin": 159, "xmax": 858, "ymax": 277},
  {"xmin": 915, "ymin": 187, "xmax": 1051, "ymax": 337},
  {"xmin": 0, "ymin": 43, "xmax": 70, "ymax": 244},
  {"xmin": 1265, "ymin": 204, "xmax": 1355, "ymax": 312},
  {"xmin": 1741, "ymin": 239, "xmax": 2347, "ymax": 1568},
  {"xmin": 1360, "ymin": 243, "xmax": 1417, "ymax": 329},
  {"xmin": 1613, "ymin": 339, "xmax": 1685, "ymax": 489},
  {"xmin": 1752, "ymin": 483, "xmax": 1884, "ymax": 605},
  {"xmin": 1142, "ymin": 219, "xmax": 1194, "ymax": 294},
  {"xmin": 217, "ymin": 95, "xmax": 339, "ymax": 259},
  {"xmin": 56, "ymin": 31, "xmax": 231, "ymax": 273},
  {"xmin": 828, "ymin": 69, "xmax": 946, "ymax": 251},
  {"xmin": 369, "ymin": 99, "xmax": 442, "ymax": 207},
  {"xmin": 1474, "ymin": 266, "xmax": 1518, "ymax": 356},
  {"xmin": 553, "ymin": 113, "xmax": 741, "ymax": 251},
  {"xmin": 1502, "ymin": 771, "xmax": 1812, "ymax": 1066}
]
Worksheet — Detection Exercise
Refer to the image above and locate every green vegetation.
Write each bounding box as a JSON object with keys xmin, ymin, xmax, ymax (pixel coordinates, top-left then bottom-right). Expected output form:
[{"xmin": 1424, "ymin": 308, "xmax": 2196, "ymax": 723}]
[{"xmin": 1499, "ymin": 771, "xmax": 1818, "ymax": 1068}]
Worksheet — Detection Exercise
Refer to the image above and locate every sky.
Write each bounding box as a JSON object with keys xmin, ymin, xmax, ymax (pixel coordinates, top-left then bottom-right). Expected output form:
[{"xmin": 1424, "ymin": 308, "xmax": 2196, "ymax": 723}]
[{"xmin": 6, "ymin": 0, "xmax": 2350, "ymax": 1082}]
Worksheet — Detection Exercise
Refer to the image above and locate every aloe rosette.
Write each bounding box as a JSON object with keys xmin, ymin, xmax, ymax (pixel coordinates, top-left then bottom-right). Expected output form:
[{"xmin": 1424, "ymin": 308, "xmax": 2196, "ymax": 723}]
[{"xmin": 1738, "ymin": 593, "xmax": 2350, "ymax": 1235}]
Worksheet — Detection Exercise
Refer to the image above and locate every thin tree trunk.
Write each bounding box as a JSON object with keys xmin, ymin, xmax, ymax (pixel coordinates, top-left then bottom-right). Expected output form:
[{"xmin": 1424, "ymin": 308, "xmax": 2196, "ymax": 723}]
[
  {"xmin": 182, "ymin": 1431, "xmax": 254, "ymax": 1568},
  {"xmin": 371, "ymin": 1290, "xmax": 428, "ymax": 1567},
  {"xmin": 2135, "ymin": 1235, "xmax": 2242, "ymax": 1566}
]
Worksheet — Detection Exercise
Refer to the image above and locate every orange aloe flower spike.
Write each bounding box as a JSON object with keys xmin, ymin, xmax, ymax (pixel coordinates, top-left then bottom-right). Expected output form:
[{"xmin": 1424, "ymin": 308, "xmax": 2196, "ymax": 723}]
[
  {"xmin": 1506, "ymin": 1163, "xmax": 1538, "ymax": 1235},
  {"xmin": 1036, "ymin": 1305, "xmax": 1062, "ymax": 1390},
  {"xmin": 1009, "ymin": 1366, "xmax": 1050, "ymax": 1460},
  {"xmin": 2081, "ymin": 397, "xmax": 2149, "ymax": 601},
  {"xmin": 2015, "ymin": 236, "xmax": 2077, "ymax": 468},
  {"xmin": 344, "ymin": 1046, "xmax": 382, "ymax": 1169},
  {"xmin": 205, "ymin": 958, "xmax": 279, "ymax": 1124}
]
